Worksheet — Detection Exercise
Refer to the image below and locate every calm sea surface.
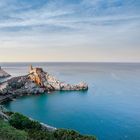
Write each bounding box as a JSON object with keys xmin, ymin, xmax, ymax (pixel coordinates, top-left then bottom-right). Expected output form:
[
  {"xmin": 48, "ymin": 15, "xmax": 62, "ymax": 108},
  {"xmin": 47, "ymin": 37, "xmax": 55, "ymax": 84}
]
[{"xmin": 0, "ymin": 62, "xmax": 140, "ymax": 140}]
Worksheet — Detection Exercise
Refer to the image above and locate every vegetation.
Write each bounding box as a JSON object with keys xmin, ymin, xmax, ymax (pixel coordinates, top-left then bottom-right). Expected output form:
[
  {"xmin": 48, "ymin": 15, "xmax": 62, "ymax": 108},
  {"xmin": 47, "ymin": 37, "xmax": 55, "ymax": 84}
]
[
  {"xmin": 4, "ymin": 111, "xmax": 14, "ymax": 116},
  {"xmin": 1, "ymin": 112, "xmax": 97, "ymax": 140},
  {"xmin": 27, "ymin": 129, "xmax": 96, "ymax": 140},
  {"xmin": 53, "ymin": 129, "xmax": 96, "ymax": 140},
  {"xmin": 0, "ymin": 119, "xmax": 28, "ymax": 140},
  {"xmin": 27, "ymin": 129, "xmax": 55, "ymax": 140},
  {"xmin": 9, "ymin": 113, "xmax": 41, "ymax": 130}
]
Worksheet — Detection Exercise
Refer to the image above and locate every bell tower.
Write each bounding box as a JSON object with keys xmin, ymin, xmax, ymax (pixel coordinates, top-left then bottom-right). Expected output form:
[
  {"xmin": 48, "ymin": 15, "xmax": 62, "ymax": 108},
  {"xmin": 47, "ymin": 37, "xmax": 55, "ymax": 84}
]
[{"xmin": 29, "ymin": 65, "xmax": 33, "ymax": 73}]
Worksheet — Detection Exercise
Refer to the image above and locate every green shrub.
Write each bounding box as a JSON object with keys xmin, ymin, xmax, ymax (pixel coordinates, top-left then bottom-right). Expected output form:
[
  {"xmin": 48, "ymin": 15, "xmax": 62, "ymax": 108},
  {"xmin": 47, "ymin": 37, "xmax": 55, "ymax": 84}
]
[
  {"xmin": 8, "ymin": 112, "xmax": 97, "ymax": 140},
  {"xmin": 4, "ymin": 111, "xmax": 14, "ymax": 116},
  {"xmin": 27, "ymin": 129, "xmax": 97, "ymax": 140},
  {"xmin": 53, "ymin": 129, "xmax": 97, "ymax": 140},
  {"xmin": 27, "ymin": 129, "xmax": 55, "ymax": 140},
  {"xmin": 0, "ymin": 119, "xmax": 28, "ymax": 140},
  {"xmin": 9, "ymin": 112, "xmax": 41, "ymax": 130}
]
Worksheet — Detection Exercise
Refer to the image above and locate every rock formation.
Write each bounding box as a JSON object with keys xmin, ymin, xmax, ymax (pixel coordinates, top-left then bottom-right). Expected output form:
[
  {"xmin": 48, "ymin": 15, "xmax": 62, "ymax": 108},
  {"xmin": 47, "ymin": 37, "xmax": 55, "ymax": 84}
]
[
  {"xmin": 0, "ymin": 66, "xmax": 88, "ymax": 98},
  {"xmin": 28, "ymin": 65, "xmax": 88, "ymax": 91},
  {"xmin": 0, "ymin": 66, "xmax": 10, "ymax": 78}
]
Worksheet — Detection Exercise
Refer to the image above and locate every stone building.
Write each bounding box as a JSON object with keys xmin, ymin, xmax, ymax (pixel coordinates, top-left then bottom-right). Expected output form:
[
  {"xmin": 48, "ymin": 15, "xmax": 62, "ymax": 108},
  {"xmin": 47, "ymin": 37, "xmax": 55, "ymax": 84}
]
[{"xmin": 29, "ymin": 65, "xmax": 44, "ymax": 86}]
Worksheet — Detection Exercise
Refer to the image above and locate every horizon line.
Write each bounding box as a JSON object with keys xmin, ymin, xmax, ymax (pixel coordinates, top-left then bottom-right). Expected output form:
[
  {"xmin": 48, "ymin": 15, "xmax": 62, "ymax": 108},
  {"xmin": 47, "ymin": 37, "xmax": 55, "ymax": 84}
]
[{"xmin": 0, "ymin": 61, "xmax": 140, "ymax": 63}]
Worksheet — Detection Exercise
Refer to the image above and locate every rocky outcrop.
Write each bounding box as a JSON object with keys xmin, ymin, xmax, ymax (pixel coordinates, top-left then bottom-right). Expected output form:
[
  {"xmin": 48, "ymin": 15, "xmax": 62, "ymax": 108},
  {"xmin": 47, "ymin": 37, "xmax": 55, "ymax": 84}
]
[
  {"xmin": 0, "ymin": 75, "xmax": 45, "ymax": 97},
  {"xmin": 0, "ymin": 66, "xmax": 10, "ymax": 78},
  {"xmin": 29, "ymin": 65, "xmax": 88, "ymax": 91},
  {"xmin": 0, "ymin": 66, "xmax": 88, "ymax": 97}
]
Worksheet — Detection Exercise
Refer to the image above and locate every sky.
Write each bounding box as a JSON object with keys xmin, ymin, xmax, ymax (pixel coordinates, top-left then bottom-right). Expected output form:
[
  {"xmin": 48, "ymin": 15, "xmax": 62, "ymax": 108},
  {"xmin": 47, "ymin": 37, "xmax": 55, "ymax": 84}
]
[{"xmin": 0, "ymin": 0, "xmax": 140, "ymax": 62}]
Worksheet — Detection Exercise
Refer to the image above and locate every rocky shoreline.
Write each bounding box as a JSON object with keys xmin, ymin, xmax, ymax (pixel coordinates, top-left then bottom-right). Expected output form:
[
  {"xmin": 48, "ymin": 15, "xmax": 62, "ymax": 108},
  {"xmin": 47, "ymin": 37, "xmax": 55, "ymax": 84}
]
[
  {"xmin": 0, "ymin": 105, "xmax": 57, "ymax": 131},
  {"xmin": 0, "ymin": 66, "xmax": 88, "ymax": 103}
]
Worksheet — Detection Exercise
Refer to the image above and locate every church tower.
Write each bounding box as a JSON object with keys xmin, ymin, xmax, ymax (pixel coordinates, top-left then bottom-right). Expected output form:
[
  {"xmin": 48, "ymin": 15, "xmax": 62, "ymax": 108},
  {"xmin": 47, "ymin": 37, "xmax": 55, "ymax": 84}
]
[{"xmin": 29, "ymin": 65, "xmax": 33, "ymax": 73}]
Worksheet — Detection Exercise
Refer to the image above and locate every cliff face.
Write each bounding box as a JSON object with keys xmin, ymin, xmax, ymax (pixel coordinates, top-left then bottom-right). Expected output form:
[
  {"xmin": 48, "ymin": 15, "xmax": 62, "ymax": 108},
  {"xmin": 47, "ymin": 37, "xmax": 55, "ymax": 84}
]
[
  {"xmin": 28, "ymin": 66, "xmax": 88, "ymax": 91},
  {"xmin": 0, "ymin": 66, "xmax": 88, "ymax": 97},
  {"xmin": 0, "ymin": 67, "xmax": 10, "ymax": 78}
]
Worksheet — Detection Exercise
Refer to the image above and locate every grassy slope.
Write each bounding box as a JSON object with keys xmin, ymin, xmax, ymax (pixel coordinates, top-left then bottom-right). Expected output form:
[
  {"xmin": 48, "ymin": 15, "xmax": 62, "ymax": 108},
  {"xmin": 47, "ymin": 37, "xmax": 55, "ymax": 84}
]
[{"xmin": 0, "ymin": 119, "xmax": 28, "ymax": 140}]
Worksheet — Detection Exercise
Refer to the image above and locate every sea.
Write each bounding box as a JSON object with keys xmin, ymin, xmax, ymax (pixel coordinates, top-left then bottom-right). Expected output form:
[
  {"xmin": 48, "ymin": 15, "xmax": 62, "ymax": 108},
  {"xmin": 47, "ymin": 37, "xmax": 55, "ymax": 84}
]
[{"xmin": 0, "ymin": 62, "xmax": 140, "ymax": 140}]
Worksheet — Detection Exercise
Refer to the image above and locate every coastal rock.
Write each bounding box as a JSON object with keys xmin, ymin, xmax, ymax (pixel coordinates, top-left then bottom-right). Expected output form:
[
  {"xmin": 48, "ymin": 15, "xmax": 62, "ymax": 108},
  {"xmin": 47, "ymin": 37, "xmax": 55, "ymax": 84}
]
[
  {"xmin": 29, "ymin": 65, "xmax": 88, "ymax": 91},
  {"xmin": 0, "ymin": 66, "xmax": 10, "ymax": 78},
  {"xmin": 59, "ymin": 82, "xmax": 88, "ymax": 91},
  {"xmin": 0, "ymin": 65, "xmax": 88, "ymax": 97}
]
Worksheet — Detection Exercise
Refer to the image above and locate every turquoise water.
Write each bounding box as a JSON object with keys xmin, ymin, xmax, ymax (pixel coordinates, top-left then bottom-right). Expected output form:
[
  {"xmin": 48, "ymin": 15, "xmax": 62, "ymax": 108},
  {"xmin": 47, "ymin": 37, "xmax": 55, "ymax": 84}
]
[{"xmin": 1, "ymin": 62, "xmax": 140, "ymax": 140}]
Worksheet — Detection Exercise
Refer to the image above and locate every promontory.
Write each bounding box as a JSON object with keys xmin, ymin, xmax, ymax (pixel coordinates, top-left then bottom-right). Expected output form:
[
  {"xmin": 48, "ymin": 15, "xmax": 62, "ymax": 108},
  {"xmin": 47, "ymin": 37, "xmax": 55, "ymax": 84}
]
[{"xmin": 0, "ymin": 65, "xmax": 88, "ymax": 102}]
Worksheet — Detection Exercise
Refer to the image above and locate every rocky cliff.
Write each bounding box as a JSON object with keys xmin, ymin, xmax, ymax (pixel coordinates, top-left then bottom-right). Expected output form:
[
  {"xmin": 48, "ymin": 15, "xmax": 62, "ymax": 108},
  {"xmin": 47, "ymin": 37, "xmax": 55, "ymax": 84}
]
[
  {"xmin": 0, "ymin": 66, "xmax": 88, "ymax": 97},
  {"xmin": 29, "ymin": 65, "xmax": 88, "ymax": 91}
]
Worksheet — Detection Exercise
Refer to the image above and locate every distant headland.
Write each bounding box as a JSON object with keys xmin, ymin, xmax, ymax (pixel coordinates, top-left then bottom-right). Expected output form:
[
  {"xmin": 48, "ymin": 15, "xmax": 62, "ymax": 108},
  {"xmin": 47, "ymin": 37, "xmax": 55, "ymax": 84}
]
[
  {"xmin": 0, "ymin": 66, "xmax": 10, "ymax": 78},
  {"xmin": 0, "ymin": 65, "xmax": 88, "ymax": 103}
]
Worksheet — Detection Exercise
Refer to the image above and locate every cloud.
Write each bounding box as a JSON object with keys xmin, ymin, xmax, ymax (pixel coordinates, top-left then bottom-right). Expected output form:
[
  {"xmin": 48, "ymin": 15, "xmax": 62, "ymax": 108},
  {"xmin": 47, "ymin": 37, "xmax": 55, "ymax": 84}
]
[
  {"xmin": 0, "ymin": 0, "xmax": 139, "ymax": 31},
  {"xmin": 0, "ymin": 0, "xmax": 140, "ymax": 62}
]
